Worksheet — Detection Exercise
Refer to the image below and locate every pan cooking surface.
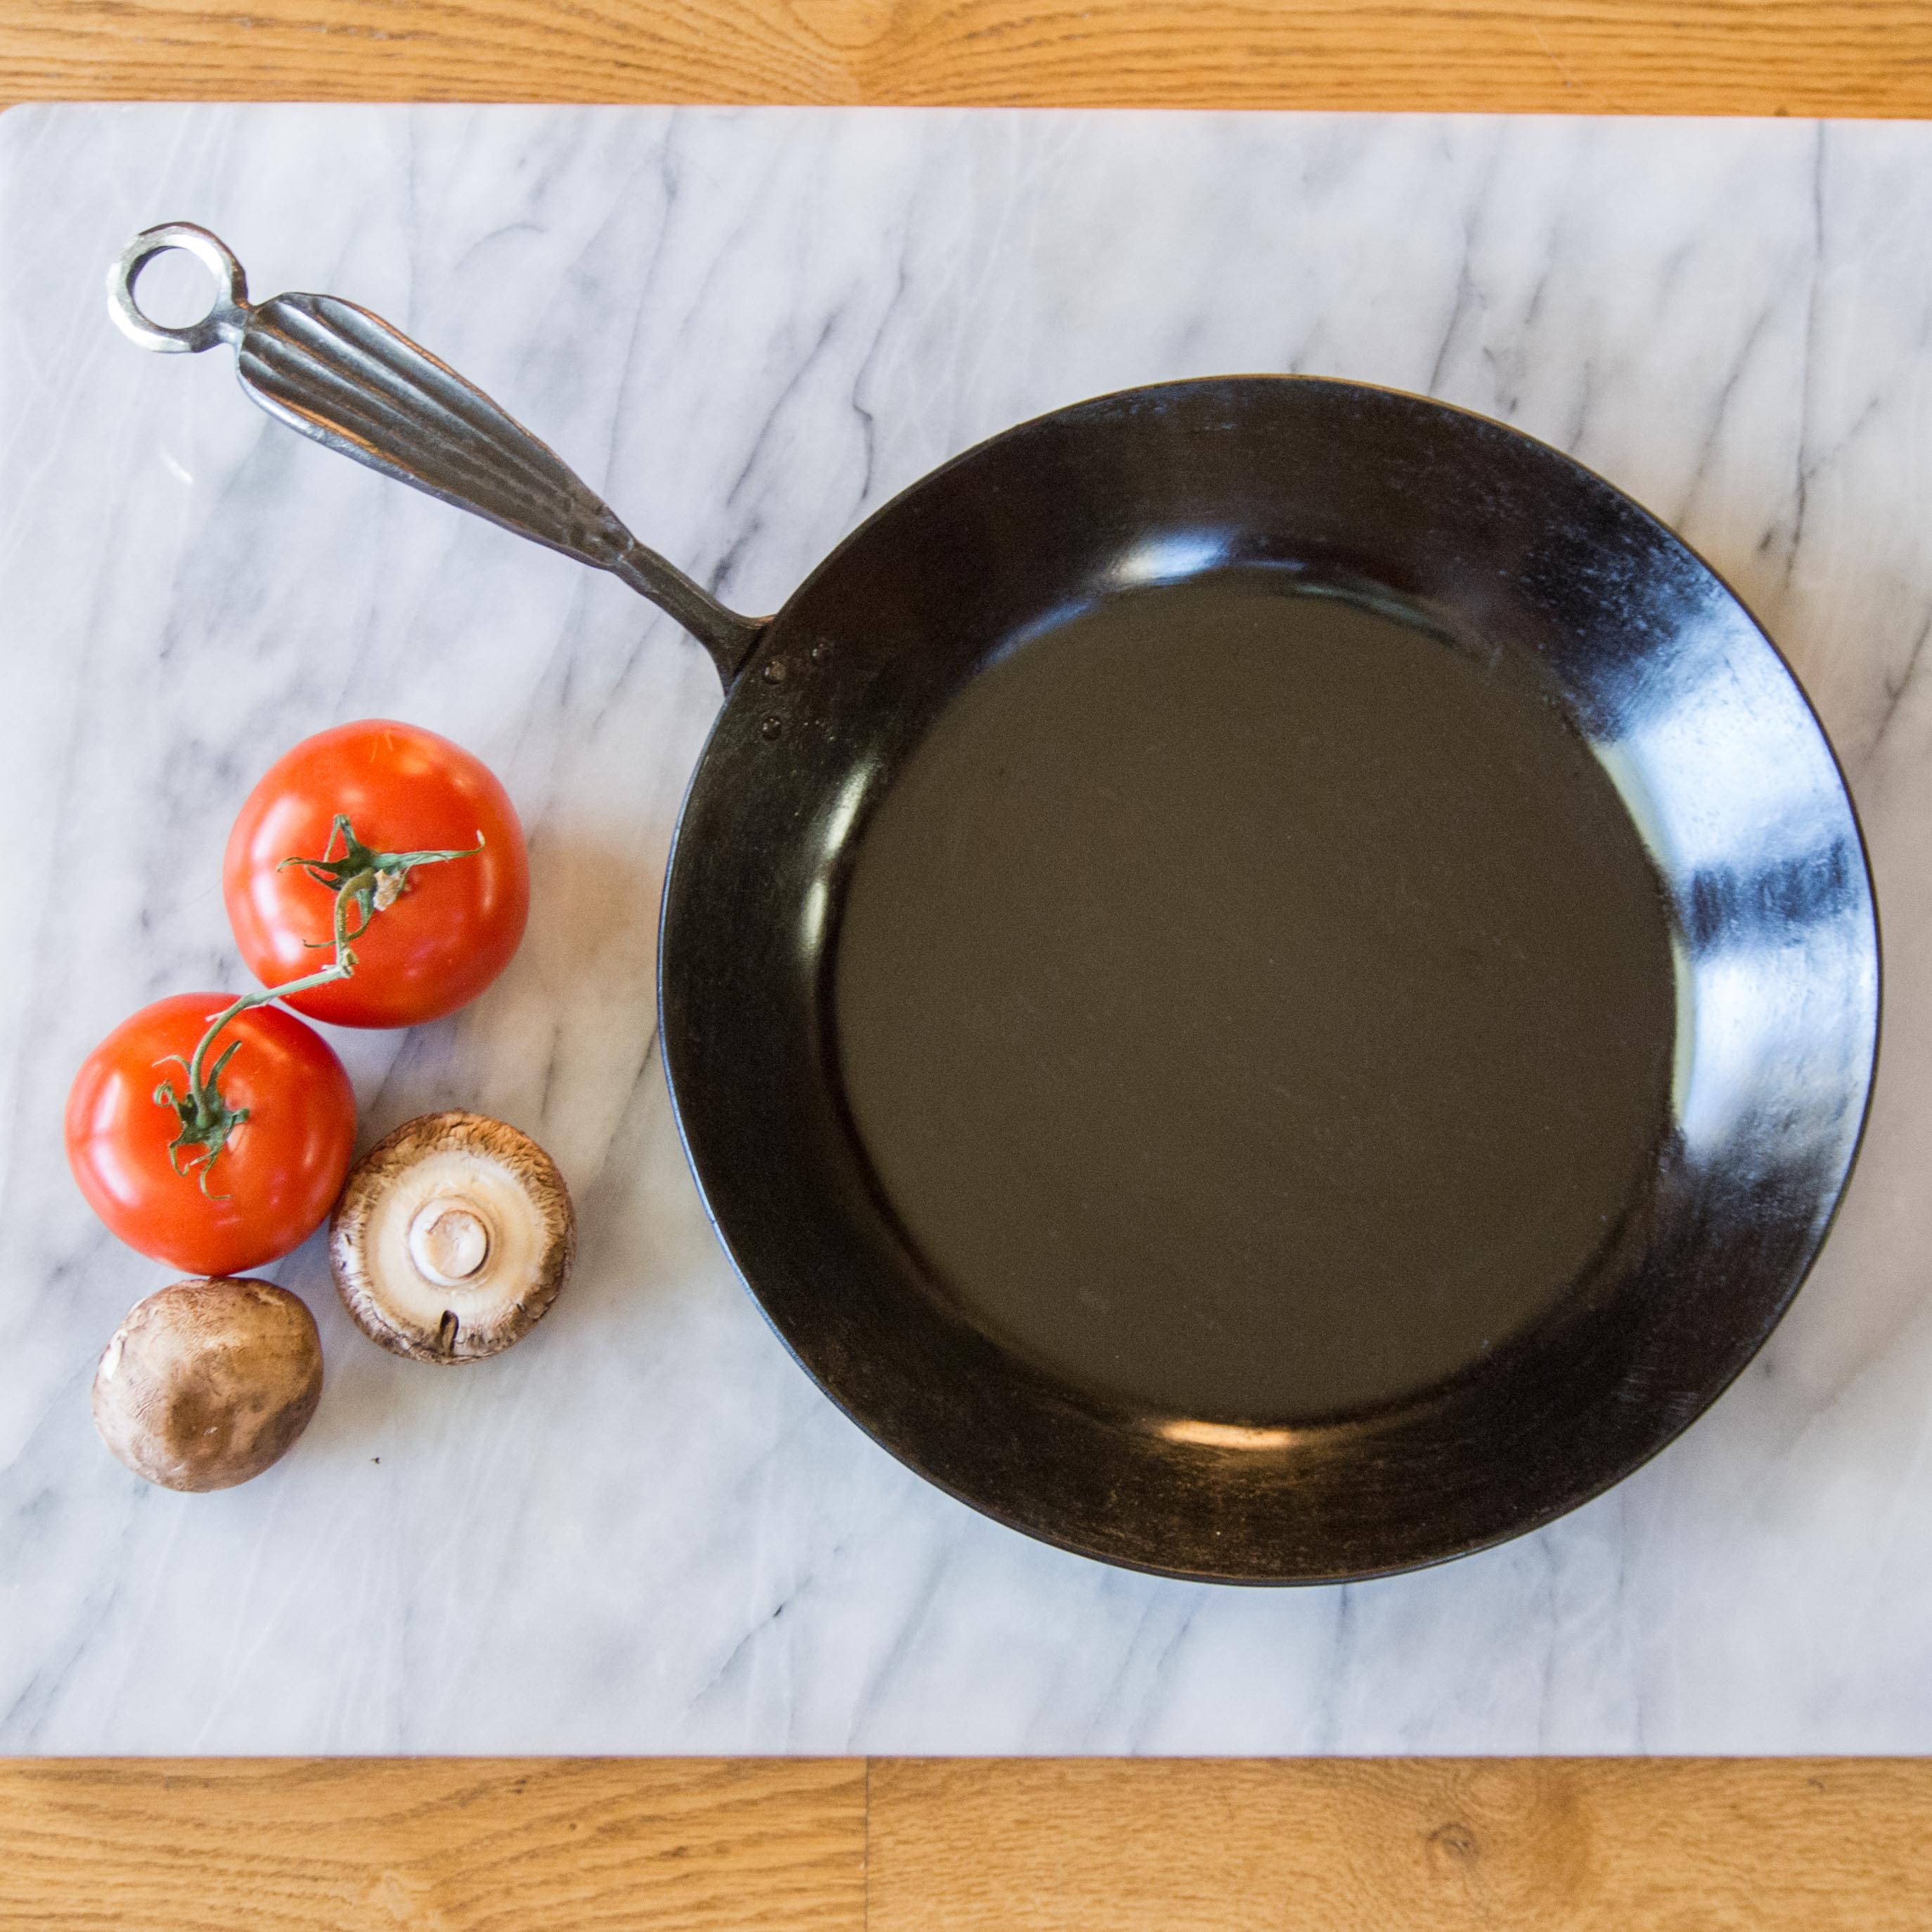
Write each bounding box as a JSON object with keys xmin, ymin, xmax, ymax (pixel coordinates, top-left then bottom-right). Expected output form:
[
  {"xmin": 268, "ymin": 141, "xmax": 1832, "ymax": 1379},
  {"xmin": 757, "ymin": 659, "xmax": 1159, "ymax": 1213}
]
[{"xmin": 833, "ymin": 572, "xmax": 1677, "ymax": 1421}]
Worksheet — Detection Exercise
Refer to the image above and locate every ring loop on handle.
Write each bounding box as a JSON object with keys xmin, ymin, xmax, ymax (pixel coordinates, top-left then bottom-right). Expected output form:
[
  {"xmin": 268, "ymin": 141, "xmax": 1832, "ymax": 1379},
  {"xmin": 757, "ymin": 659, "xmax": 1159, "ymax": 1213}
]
[{"xmin": 108, "ymin": 224, "xmax": 251, "ymax": 354}]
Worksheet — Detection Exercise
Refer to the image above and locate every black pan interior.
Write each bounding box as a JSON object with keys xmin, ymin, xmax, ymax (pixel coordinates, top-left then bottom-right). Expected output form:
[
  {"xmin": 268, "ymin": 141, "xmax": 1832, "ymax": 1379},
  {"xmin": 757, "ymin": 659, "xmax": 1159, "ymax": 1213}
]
[{"xmin": 659, "ymin": 377, "xmax": 1878, "ymax": 1583}]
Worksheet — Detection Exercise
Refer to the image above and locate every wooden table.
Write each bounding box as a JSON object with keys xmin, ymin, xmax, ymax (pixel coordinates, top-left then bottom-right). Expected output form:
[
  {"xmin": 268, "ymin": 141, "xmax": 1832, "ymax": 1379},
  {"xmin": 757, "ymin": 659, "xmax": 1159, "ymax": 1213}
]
[
  {"xmin": 2, "ymin": 0, "xmax": 1928, "ymax": 114},
  {"xmin": 4, "ymin": 5, "xmax": 1930, "ymax": 1926}
]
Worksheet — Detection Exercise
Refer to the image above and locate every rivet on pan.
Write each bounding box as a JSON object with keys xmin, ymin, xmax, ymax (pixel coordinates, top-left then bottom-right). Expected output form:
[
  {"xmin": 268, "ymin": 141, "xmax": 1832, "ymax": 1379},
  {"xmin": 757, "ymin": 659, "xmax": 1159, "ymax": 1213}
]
[
  {"xmin": 761, "ymin": 659, "xmax": 788, "ymax": 685},
  {"xmin": 760, "ymin": 715, "xmax": 783, "ymax": 741},
  {"xmin": 809, "ymin": 640, "xmax": 832, "ymax": 665}
]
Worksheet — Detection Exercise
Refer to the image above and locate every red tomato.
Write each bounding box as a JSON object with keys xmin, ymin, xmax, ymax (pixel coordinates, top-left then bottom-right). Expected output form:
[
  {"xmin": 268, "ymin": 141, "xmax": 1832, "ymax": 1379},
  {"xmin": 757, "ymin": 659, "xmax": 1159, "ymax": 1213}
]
[
  {"xmin": 66, "ymin": 993, "xmax": 356, "ymax": 1275},
  {"xmin": 224, "ymin": 720, "xmax": 529, "ymax": 1029}
]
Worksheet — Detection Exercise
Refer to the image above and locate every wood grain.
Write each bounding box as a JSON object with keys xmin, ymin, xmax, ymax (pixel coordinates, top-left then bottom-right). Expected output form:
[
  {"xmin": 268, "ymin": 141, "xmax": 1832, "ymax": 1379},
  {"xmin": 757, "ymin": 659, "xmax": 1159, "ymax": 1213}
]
[
  {"xmin": 9, "ymin": 1756, "xmax": 1930, "ymax": 1928},
  {"xmin": 868, "ymin": 1758, "xmax": 1932, "ymax": 1930},
  {"xmin": 0, "ymin": 1758, "xmax": 866, "ymax": 1932},
  {"xmin": 0, "ymin": 0, "xmax": 1926, "ymax": 117}
]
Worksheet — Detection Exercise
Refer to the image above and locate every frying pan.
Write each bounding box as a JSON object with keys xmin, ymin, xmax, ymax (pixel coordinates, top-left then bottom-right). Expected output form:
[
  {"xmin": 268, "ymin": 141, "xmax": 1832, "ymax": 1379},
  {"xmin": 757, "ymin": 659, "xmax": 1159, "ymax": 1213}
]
[{"xmin": 110, "ymin": 224, "xmax": 1880, "ymax": 1585}]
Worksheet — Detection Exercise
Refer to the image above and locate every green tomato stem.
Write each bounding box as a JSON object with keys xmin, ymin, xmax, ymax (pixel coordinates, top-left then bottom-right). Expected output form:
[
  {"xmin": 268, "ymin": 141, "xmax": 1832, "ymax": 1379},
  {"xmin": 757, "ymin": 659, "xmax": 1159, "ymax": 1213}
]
[
  {"xmin": 154, "ymin": 813, "xmax": 485, "ymax": 1190},
  {"xmin": 155, "ymin": 879, "xmax": 365, "ymax": 1194},
  {"xmin": 278, "ymin": 813, "xmax": 484, "ymax": 946}
]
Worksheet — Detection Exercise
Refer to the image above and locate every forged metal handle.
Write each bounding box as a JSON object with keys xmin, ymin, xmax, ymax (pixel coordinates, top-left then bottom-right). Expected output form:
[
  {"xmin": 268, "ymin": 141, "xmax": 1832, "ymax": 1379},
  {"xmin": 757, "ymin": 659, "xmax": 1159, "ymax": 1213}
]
[{"xmin": 108, "ymin": 224, "xmax": 766, "ymax": 685}]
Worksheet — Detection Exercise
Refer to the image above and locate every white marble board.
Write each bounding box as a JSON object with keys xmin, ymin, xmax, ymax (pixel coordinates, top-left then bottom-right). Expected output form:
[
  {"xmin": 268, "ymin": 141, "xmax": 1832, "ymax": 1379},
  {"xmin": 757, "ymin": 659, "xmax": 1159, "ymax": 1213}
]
[{"xmin": 2, "ymin": 105, "xmax": 1931, "ymax": 1755}]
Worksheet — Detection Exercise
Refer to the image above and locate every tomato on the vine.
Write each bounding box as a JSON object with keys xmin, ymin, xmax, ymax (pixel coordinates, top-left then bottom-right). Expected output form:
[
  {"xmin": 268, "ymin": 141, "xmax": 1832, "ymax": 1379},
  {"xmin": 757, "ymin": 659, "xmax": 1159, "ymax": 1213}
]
[
  {"xmin": 65, "ymin": 993, "xmax": 356, "ymax": 1275},
  {"xmin": 224, "ymin": 720, "xmax": 529, "ymax": 1030}
]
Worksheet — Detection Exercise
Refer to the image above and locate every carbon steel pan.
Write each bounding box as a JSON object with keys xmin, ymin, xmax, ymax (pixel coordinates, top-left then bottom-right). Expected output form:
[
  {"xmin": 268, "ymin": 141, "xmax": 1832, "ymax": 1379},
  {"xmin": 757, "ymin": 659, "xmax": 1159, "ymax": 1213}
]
[{"xmin": 114, "ymin": 227, "xmax": 1881, "ymax": 1583}]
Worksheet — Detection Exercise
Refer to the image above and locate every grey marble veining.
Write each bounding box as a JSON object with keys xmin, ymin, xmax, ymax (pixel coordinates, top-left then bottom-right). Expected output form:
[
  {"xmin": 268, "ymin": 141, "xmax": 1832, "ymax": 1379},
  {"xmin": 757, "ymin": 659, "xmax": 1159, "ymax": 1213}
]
[{"xmin": 2, "ymin": 104, "xmax": 1930, "ymax": 1753}]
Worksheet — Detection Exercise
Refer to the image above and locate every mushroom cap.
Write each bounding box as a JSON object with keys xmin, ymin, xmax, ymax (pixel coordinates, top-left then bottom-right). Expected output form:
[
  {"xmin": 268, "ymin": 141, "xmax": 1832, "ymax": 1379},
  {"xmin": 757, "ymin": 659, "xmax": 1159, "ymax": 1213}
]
[
  {"xmin": 330, "ymin": 1111, "xmax": 574, "ymax": 1364},
  {"xmin": 91, "ymin": 1277, "xmax": 323, "ymax": 1492}
]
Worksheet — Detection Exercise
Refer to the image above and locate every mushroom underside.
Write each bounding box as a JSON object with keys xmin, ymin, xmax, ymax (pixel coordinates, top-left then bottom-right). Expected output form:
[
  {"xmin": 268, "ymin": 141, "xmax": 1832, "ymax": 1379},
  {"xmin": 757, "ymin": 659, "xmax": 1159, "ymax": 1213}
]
[{"xmin": 331, "ymin": 1111, "xmax": 574, "ymax": 1364}]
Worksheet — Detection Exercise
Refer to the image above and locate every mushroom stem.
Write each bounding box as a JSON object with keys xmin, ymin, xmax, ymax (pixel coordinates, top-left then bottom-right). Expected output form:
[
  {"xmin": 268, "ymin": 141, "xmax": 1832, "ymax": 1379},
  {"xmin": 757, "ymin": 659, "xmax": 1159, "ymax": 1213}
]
[{"xmin": 408, "ymin": 1199, "xmax": 493, "ymax": 1286}]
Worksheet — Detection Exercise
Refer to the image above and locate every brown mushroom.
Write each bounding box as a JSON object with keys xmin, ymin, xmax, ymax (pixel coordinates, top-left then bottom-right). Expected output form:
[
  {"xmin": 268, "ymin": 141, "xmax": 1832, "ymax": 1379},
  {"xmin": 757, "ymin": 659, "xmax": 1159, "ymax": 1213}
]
[
  {"xmin": 330, "ymin": 1111, "xmax": 574, "ymax": 1364},
  {"xmin": 91, "ymin": 1277, "xmax": 323, "ymax": 1491}
]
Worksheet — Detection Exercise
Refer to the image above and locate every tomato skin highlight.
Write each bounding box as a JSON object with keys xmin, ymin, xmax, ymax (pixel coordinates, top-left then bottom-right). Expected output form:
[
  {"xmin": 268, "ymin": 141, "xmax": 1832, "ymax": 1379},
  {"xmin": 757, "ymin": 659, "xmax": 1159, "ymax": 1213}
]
[
  {"xmin": 65, "ymin": 993, "xmax": 356, "ymax": 1275},
  {"xmin": 224, "ymin": 720, "xmax": 530, "ymax": 1030}
]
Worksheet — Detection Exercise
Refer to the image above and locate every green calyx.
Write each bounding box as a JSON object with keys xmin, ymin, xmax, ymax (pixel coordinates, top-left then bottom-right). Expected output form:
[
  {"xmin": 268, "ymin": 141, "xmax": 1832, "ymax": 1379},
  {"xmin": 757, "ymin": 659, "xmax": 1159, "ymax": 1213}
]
[
  {"xmin": 153, "ymin": 1028, "xmax": 251, "ymax": 1192},
  {"xmin": 278, "ymin": 814, "xmax": 484, "ymax": 948},
  {"xmin": 153, "ymin": 811, "xmax": 481, "ymax": 1194}
]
